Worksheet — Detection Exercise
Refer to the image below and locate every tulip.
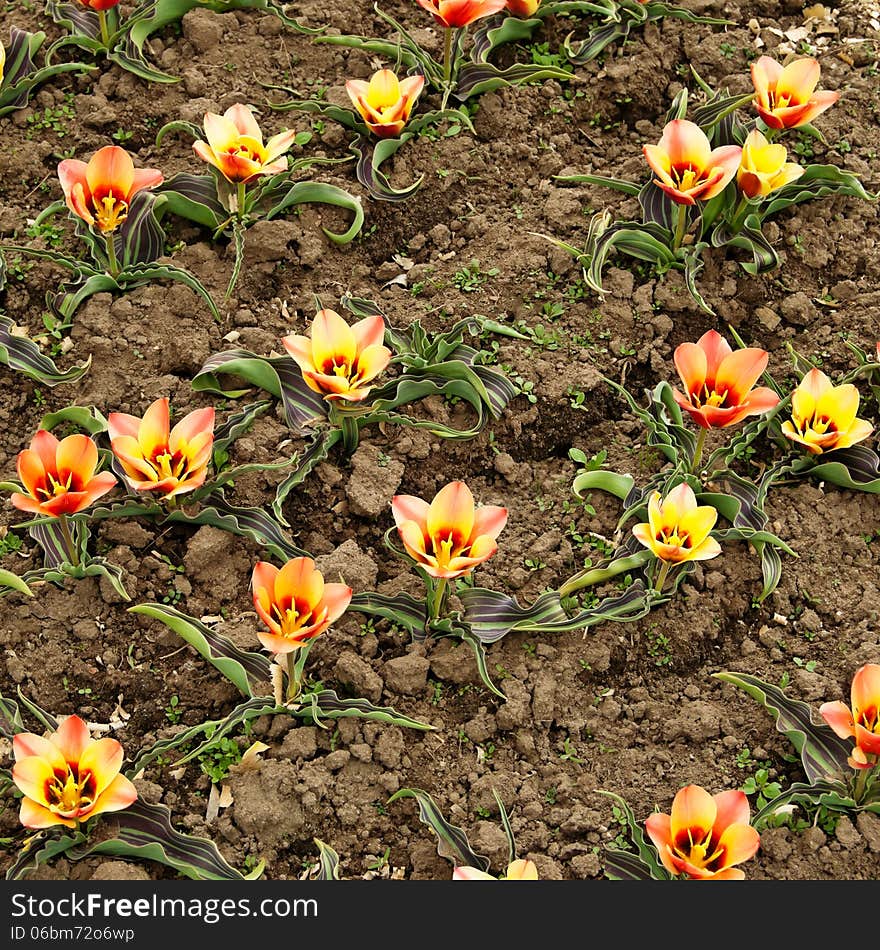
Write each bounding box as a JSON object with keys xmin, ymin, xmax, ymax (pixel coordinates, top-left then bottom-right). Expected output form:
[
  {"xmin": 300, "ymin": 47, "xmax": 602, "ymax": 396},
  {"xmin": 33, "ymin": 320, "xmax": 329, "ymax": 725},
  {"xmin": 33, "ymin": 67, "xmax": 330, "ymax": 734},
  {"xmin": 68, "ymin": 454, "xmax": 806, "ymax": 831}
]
[
  {"xmin": 819, "ymin": 664, "xmax": 880, "ymax": 773},
  {"xmin": 643, "ymin": 119, "xmax": 742, "ymax": 207},
  {"xmin": 737, "ymin": 129, "xmax": 804, "ymax": 199},
  {"xmin": 11, "ymin": 430, "xmax": 116, "ymax": 518},
  {"xmin": 58, "ymin": 145, "xmax": 163, "ymax": 235},
  {"xmin": 78, "ymin": 0, "xmax": 121, "ymax": 9},
  {"xmin": 193, "ymin": 104, "xmax": 298, "ymax": 186},
  {"xmin": 780, "ymin": 367, "xmax": 873, "ymax": 455},
  {"xmin": 346, "ymin": 69, "xmax": 425, "ymax": 139},
  {"xmin": 416, "ymin": 0, "xmax": 508, "ymax": 27},
  {"xmin": 632, "ymin": 483, "xmax": 721, "ymax": 592},
  {"xmin": 751, "ymin": 55, "xmax": 839, "ymax": 130},
  {"xmin": 108, "ymin": 397, "xmax": 215, "ymax": 501},
  {"xmin": 454, "ymin": 859, "xmax": 539, "ymax": 879},
  {"xmin": 505, "ymin": 0, "xmax": 541, "ymax": 16},
  {"xmin": 0, "ymin": 38, "xmax": 5, "ymax": 87},
  {"xmin": 645, "ymin": 785, "xmax": 761, "ymax": 880},
  {"xmin": 392, "ymin": 480, "xmax": 508, "ymax": 584},
  {"xmin": 282, "ymin": 309, "xmax": 392, "ymax": 404},
  {"xmin": 12, "ymin": 715, "xmax": 137, "ymax": 829},
  {"xmin": 672, "ymin": 329, "xmax": 779, "ymax": 430},
  {"xmin": 251, "ymin": 557, "xmax": 352, "ymax": 656}
]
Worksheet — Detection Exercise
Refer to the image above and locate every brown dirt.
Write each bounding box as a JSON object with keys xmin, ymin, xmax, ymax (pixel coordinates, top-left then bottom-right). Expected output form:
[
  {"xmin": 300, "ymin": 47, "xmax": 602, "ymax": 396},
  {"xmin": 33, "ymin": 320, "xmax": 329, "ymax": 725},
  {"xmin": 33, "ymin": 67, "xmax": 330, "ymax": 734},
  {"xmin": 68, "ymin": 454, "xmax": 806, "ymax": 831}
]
[{"xmin": 1, "ymin": 0, "xmax": 879, "ymax": 882}]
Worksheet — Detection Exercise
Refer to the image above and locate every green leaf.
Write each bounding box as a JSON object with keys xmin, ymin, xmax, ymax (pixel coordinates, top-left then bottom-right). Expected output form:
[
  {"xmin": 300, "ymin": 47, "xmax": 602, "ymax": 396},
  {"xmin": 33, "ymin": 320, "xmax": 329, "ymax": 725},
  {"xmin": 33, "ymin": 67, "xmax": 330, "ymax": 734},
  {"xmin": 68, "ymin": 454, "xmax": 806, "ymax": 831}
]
[
  {"xmin": 312, "ymin": 839, "xmax": 341, "ymax": 880},
  {"xmin": 264, "ymin": 181, "xmax": 364, "ymax": 244},
  {"xmin": 130, "ymin": 603, "xmax": 272, "ymax": 697},
  {"xmin": 39, "ymin": 405, "xmax": 109, "ymax": 435},
  {"xmin": 0, "ymin": 315, "xmax": 91, "ymax": 385},
  {"xmin": 596, "ymin": 790, "xmax": 669, "ymax": 880},
  {"xmin": 387, "ymin": 787, "xmax": 490, "ymax": 872},
  {"xmin": 0, "ymin": 570, "xmax": 32, "ymax": 597},
  {"xmin": 293, "ymin": 691, "xmax": 434, "ymax": 732},
  {"xmin": 713, "ymin": 671, "xmax": 852, "ymax": 784}
]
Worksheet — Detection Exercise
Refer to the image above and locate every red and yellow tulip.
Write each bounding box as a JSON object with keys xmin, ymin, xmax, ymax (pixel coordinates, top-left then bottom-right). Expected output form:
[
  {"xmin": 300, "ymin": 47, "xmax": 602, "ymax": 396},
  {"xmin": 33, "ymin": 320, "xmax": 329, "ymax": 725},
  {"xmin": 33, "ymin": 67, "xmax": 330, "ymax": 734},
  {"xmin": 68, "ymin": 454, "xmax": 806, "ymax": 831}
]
[
  {"xmin": 672, "ymin": 330, "xmax": 779, "ymax": 429},
  {"xmin": 820, "ymin": 664, "xmax": 880, "ymax": 770},
  {"xmin": 346, "ymin": 69, "xmax": 425, "ymax": 139},
  {"xmin": 737, "ymin": 129, "xmax": 804, "ymax": 199},
  {"xmin": 780, "ymin": 368, "xmax": 873, "ymax": 455},
  {"xmin": 108, "ymin": 397, "xmax": 215, "ymax": 500},
  {"xmin": 751, "ymin": 55, "xmax": 839, "ymax": 130},
  {"xmin": 454, "ymin": 859, "xmax": 539, "ymax": 879},
  {"xmin": 391, "ymin": 480, "xmax": 508, "ymax": 580},
  {"xmin": 643, "ymin": 119, "xmax": 741, "ymax": 206},
  {"xmin": 416, "ymin": 0, "xmax": 508, "ymax": 27},
  {"xmin": 282, "ymin": 309, "xmax": 392, "ymax": 404},
  {"xmin": 645, "ymin": 785, "xmax": 761, "ymax": 880},
  {"xmin": 193, "ymin": 104, "xmax": 298, "ymax": 185},
  {"xmin": 505, "ymin": 0, "xmax": 541, "ymax": 16},
  {"xmin": 58, "ymin": 145, "xmax": 163, "ymax": 234},
  {"xmin": 12, "ymin": 715, "xmax": 137, "ymax": 829},
  {"xmin": 77, "ymin": 0, "xmax": 121, "ymax": 9},
  {"xmin": 251, "ymin": 557, "xmax": 352, "ymax": 655},
  {"xmin": 11, "ymin": 430, "xmax": 116, "ymax": 517},
  {"xmin": 632, "ymin": 483, "xmax": 721, "ymax": 564}
]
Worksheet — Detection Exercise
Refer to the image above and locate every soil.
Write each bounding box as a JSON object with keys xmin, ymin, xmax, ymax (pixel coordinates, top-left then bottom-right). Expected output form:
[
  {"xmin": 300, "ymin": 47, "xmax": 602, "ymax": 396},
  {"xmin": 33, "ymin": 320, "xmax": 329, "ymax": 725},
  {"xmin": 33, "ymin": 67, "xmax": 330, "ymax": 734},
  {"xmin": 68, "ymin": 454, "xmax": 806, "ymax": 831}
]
[{"xmin": 1, "ymin": 0, "xmax": 879, "ymax": 883}]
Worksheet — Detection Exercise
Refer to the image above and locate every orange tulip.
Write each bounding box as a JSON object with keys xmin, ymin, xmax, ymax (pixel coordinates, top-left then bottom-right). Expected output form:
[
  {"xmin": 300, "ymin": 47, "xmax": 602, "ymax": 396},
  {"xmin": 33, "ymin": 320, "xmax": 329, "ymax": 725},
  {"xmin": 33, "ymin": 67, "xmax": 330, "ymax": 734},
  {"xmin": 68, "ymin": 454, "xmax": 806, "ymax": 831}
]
[
  {"xmin": 672, "ymin": 330, "xmax": 779, "ymax": 430},
  {"xmin": 251, "ymin": 557, "xmax": 352, "ymax": 655},
  {"xmin": 78, "ymin": 0, "xmax": 121, "ymax": 9},
  {"xmin": 193, "ymin": 104, "xmax": 298, "ymax": 184},
  {"xmin": 643, "ymin": 119, "xmax": 741, "ymax": 206},
  {"xmin": 282, "ymin": 309, "xmax": 392, "ymax": 404},
  {"xmin": 391, "ymin": 480, "xmax": 508, "ymax": 580},
  {"xmin": 346, "ymin": 69, "xmax": 425, "ymax": 138},
  {"xmin": 11, "ymin": 430, "xmax": 116, "ymax": 517},
  {"xmin": 780, "ymin": 367, "xmax": 873, "ymax": 455},
  {"xmin": 632, "ymin": 483, "xmax": 721, "ymax": 564},
  {"xmin": 58, "ymin": 146, "xmax": 163, "ymax": 234},
  {"xmin": 505, "ymin": 0, "xmax": 541, "ymax": 15},
  {"xmin": 645, "ymin": 785, "xmax": 760, "ymax": 880},
  {"xmin": 751, "ymin": 56, "xmax": 839, "ymax": 130},
  {"xmin": 416, "ymin": 0, "xmax": 508, "ymax": 27},
  {"xmin": 454, "ymin": 859, "xmax": 539, "ymax": 879},
  {"xmin": 736, "ymin": 129, "xmax": 804, "ymax": 199},
  {"xmin": 12, "ymin": 715, "xmax": 137, "ymax": 829},
  {"xmin": 820, "ymin": 664, "xmax": 880, "ymax": 770},
  {"xmin": 108, "ymin": 397, "xmax": 215, "ymax": 500}
]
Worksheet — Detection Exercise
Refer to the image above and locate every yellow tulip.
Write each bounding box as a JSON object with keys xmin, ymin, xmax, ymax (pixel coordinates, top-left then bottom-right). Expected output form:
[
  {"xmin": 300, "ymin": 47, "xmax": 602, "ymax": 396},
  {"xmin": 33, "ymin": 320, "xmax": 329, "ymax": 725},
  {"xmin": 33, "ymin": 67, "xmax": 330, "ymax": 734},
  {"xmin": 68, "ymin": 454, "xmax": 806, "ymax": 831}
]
[
  {"xmin": 781, "ymin": 368, "xmax": 873, "ymax": 454},
  {"xmin": 632, "ymin": 483, "xmax": 721, "ymax": 564},
  {"xmin": 737, "ymin": 130, "xmax": 804, "ymax": 199},
  {"xmin": 346, "ymin": 69, "xmax": 425, "ymax": 139}
]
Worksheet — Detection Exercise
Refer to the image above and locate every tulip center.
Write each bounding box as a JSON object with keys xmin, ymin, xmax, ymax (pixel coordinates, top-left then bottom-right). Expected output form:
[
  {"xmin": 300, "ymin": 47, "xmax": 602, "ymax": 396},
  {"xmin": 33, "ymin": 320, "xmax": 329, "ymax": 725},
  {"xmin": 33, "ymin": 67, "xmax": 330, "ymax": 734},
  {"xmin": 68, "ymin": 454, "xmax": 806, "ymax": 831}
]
[
  {"xmin": 671, "ymin": 165, "xmax": 702, "ymax": 193},
  {"xmin": 656, "ymin": 526, "xmax": 690, "ymax": 549},
  {"xmin": 674, "ymin": 827, "xmax": 724, "ymax": 872},
  {"xmin": 432, "ymin": 531, "xmax": 467, "ymax": 570},
  {"xmin": 857, "ymin": 704, "xmax": 879, "ymax": 735},
  {"xmin": 272, "ymin": 600, "xmax": 323, "ymax": 639},
  {"xmin": 692, "ymin": 385, "xmax": 729, "ymax": 409},
  {"xmin": 45, "ymin": 764, "xmax": 96, "ymax": 817},
  {"xmin": 94, "ymin": 193, "xmax": 129, "ymax": 233},
  {"xmin": 228, "ymin": 141, "xmax": 267, "ymax": 165},
  {"xmin": 794, "ymin": 411, "xmax": 836, "ymax": 438},
  {"xmin": 36, "ymin": 472, "xmax": 74, "ymax": 500}
]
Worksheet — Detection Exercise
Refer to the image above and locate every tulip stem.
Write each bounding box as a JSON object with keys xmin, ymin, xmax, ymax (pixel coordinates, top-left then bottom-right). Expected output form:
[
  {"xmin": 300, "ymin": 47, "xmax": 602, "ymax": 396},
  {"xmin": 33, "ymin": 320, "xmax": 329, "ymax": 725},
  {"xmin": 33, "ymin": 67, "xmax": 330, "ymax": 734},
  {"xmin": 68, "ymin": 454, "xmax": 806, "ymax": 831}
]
[
  {"xmin": 441, "ymin": 27, "xmax": 453, "ymax": 110},
  {"xmin": 98, "ymin": 10, "xmax": 111, "ymax": 48},
  {"xmin": 691, "ymin": 427, "xmax": 707, "ymax": 476},
  {"xmin": 853, "ymin": 766, "xmax": 870, "ymax": 803},
  {"xmin": 286, "ymin": 652, "xmax": 301, "ymax": 703},
  {"xmin": 653, "ymin": 559, "xmax": 671, "ymax": 594},
  {"xmin": 729, "ymin": 195, "xmax": 752, "ymax": 233},
  {"xmin": 430, "ymin": 578, "xmax": 448, "ymax": 621},
  {"xmin": 57, "ymin": 514, "xmax": 80, "ymax": 568},
  {"xmin": 672, "ymin": 204, "xmax": 688, "ymax": 253},
  {"xmin": 236, "ymin": 182, "xmax": 247, "ymax": 218},
  {"xmin": 104, "ymin": 233, "xmax": 120, "ymax": 278}
]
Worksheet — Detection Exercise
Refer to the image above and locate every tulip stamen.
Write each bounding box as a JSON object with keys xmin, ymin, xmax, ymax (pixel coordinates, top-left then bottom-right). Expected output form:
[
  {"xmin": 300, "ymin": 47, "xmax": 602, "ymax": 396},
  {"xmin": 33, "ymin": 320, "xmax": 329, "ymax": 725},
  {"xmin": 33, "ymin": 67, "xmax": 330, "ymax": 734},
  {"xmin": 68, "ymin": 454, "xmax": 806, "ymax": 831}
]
[
  {"xmin": 94, "ymin": 193, "xmax": 129, "ymax": 233},
  {"xmin": 45, "ymin": 764, "xmax": 96, "ymax": 816}
]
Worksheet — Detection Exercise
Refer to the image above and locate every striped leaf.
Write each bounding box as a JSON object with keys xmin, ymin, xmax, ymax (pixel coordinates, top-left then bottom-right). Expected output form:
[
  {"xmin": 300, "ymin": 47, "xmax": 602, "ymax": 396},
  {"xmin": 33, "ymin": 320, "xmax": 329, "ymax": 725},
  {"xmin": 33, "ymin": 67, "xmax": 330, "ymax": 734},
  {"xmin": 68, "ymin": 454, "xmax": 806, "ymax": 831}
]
[
  {"xmin": 714, "ymin": 671, "xmax": 852, "ymax": 784},
  {"xmin": 597, "ymin": 790, "xmax": 669, "ymax": 880},
  {"xmin": 0, "ymin": 315, "xmax": 91, "ymax": 385},
  {"xmin": 455, "ymin": 62, "xmax": 571, "ymax": 100},
  {"xmin": 293, "ymin": 691, "xmax": 434, "ymax": 732},
  {"xmin": 130, "ymin": 603, "xmax": 273, "ymax": 697},
  {"xmin": 350, "ymin": 133, "xmax": 424, "ymax": 202},
  {"xmin": 116, "ymin": 189, "xmax": 166, "ymax": 267},
  {"xmin": 119, "ymin": 261, "xmax": 220, "ymax": 321},
  {"xmin": 263, "ymin": 181, "xmax": 364, "ymax": 244},
  {"xmin": 792, "ymin": 445, "xmax": 880, "ymax": 494},
  {"xmin": 763, "ymin": 164, "xmax": 873, "ymax": 217},
  {"xmin": 387, "ymin": 787, "xmax": 491, "ymax": 872},
  {"xmin": 751, "ymin": 780, "xmax": 858, "ymax": 830},
  {"xmin": 70, "ymin": 799, "xmax": 248, "ymax": 880},
  {"xmin": 312, "ymin": 839, "xmax": 342, "ymax": 880},
  {"xmin": 154, "ymin": 171, "xmax": 227, "ymax": 229}
]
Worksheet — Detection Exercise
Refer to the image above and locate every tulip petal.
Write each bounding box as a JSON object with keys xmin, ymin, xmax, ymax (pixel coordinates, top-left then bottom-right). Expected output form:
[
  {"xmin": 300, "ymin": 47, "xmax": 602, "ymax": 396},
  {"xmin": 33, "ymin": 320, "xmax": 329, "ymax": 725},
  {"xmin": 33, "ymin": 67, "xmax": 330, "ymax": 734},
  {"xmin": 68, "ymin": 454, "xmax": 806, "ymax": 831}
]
[
  {"xmin": 225, "ymin": 103, "xmax": 263, "ymax": 141},
  {"xmin": 716, "ymin": 822, "xmax": 761, "ymax": 869},
  {"xmin": 645, "ymin": 812, "xmax": 680, "ymax": 876},
  {"xmin": 78, "ymin": 737, "xmax": 124, "ymax": 797},
  {"xmin": 86, "ymin": 146, "xmax": 135, "ymax": 203},
  {"xmin": 427, "ymin": 481, "xmax": 475, "ymax": 547},
  {"xmin": 106, "ymin": 411, "xmax": 142, "ymax": 442},
  {"xmin": 471, "ymin": 505, "xmax": 508, "ymax": 542},
  {"xmin": 391, "ymin": 494, "xmax": 431, "ymax": 531},
  {"xmin": 203, "ymin": 112, "xmax": 242, "ymax": 153},
  {"xmin": 90, "ymin": 773, "xmax": 138, "ymax": 817},
  {"xmin": 53, "ymin": 715, "xmax": 92, "ymax": 764},
  {"xmin": 504, "ymin": 859, "xmax": 538, "ymax": 880},
  {"xmin": 56, "ymin": 434, "xmax": 99, "ymax": 487},
  {"xmin": 31, "ymin": 428, "xmax": 61, "ymax": 474},
  {"xmin": 12, "ymin": 755, "xmax": 56, "ymax": 804},
  {"xmin": 670, "ymin": 785, "xmax": 716, "ymax": 842},
  {"xmin": 276, "ymin": 557, "xmax": 324, "ymax": 611},
  {"xmin": 677, "ymin": 505, "xmax": 718, "ymax": 549},
  {"xmin": 13, "ymin": 732, "xmax": 66, "ymax": 769},
  {"xmin": 20, "ymin": 797, "xmax": 74, "ymax": 829},
  {"xmin": 351, "ymin": 315, "xmax": 387, "ymax": 353},
  {"xmin": 852, "ymin": 664, "xmax": 880, "ymax": 713},
  {"xmin": 354, "ymin": 343, "xmax": 392, "ymax": 385},
  {"xmin": 320, "ymin": 583, "xmax": 353, "ymax": 625},
  {"xmin": 264, "ymin": 128, "xmax": 298, "ymax": 164},
  {"xmin": 192, "ymin": 140, "xmax": 220, "ymax": 171},
  {"xmin": 138, "ymin": 398, "xmax": 171, "ymax": 461},
  {"xmin": 715, "ymin": 348, "xmax": 769, "ymax": 405},
  {"xmin": 659, "ymin": 119, "xmax": 712, "ymax": 170},
  {"xmin": 453, "ymin": 866, "xmax": 497, "ymax": 879},
  {"xmin": 17, "ymin": 448, "xmax": 47, "ymax": 500},
  {"xmin": 831, "ymin": 417, "xmax": 873, "ymax": 451},
  {"xmin": 751, "ymin": 56, "xmax": 784, "ymax": 102},
  {"xmin": 130, "ymin": 167, "xmax": 164, "ymax": 195},
  {"xmin": 310, "ymin": 309, "xmax": 357, "ymax": 374},
  {"xmin": 169, "ymin": 407, "xmax": 215, "ymax": 454},
  {"xmin": 815, "ymin": 382, "xmax": 860, "ymax": 434},
  {"xmin": 282, "ymin": 333, "xmax": 317, "ymax": 373},
  {"xmin": 80, "ymin": 471, "xmax": 118, "ymax": 508},
  {"xmin": 674, "ymin": 341, "xmax": 709, "ymax": 396},
  {"xmin": 689, "ymin": 536, "xmax": 723, "ymax": 561},
  {"xmin": 777, "ymin": 57, "xmax": 820, "ymax": 102},
  {"xmin": 712, "ymin": 789, "xmax": 751, "ymax": 832},
  {"xmin": 398, "ymin": 519, "xmax": 431, "ymax": 562}
]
